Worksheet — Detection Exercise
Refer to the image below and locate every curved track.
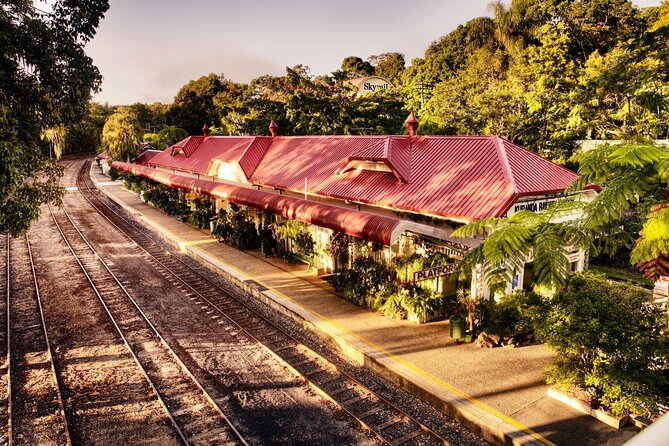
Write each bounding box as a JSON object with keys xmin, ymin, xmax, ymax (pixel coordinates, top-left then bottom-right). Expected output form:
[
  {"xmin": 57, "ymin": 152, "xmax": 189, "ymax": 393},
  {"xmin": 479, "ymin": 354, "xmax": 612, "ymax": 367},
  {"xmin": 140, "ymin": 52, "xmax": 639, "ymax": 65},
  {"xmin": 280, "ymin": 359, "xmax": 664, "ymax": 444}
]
[{"xmin": 80, "ymin": 160, "xmax": 452, "ymax": 446}]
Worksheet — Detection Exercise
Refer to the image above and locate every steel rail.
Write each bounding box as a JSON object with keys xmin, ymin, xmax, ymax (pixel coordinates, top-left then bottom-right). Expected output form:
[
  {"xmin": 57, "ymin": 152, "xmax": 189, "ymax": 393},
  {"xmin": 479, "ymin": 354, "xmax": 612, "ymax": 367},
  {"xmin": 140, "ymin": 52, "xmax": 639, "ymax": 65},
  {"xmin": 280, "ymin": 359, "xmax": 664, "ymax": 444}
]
[
  {"xmin": 22, "ymin": 234, "xmax": 73, "ymax": 446},
  {"xmin": 5, "ymin": 234, "xmax": 11, "ymax": 444},
  {"xmin": 48, "ymin": 202, "xmax": 248, "ymax": 446},
  {"xmin": 80, "ymin": 160, "xmax": 451, "ymax": 446},
  {"xmin": 48, "ymin": 204, "xmax": 189, "ymax": 446},
  {"xmin": 5, "ymin": 234, "xmax": 73, "ymax": 446}
]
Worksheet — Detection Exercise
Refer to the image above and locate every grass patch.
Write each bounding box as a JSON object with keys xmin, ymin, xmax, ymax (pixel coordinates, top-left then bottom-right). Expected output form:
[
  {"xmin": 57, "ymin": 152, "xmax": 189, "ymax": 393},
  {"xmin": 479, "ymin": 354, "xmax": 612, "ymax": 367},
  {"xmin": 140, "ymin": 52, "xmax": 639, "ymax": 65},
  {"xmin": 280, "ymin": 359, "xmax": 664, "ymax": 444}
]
[{"xmin": 589, "ymin": 265, "xmax": 654, "ymax": 287}]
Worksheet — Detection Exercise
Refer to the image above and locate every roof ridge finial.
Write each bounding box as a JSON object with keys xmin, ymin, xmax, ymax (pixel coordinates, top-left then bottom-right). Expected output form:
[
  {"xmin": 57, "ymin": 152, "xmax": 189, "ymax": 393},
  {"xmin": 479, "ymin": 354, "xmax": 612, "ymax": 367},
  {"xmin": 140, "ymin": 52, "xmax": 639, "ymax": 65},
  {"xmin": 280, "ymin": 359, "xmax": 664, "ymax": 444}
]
[
  {"xmin": 202, "ymin": 123, "xmax": 210, "ymax": 137},
  {"xmin": 269, "ymin": 119, "xmax": 279, "ymax": 137},
  {"xmin": 405, "ymin": 111, "xmax": 419, "ymax": 138}
]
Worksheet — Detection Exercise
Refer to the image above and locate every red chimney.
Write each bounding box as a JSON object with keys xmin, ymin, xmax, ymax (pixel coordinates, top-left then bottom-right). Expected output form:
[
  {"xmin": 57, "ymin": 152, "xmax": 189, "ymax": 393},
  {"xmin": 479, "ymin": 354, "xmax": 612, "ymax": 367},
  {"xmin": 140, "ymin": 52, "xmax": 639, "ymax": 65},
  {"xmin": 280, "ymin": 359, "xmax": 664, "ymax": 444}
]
[
  {"xmin": 405, "ymin": 112, "xmax": 419, "ymax": 138},
  {"xmin": 268, "ymin": 120, "xmax": 279, "ymax": 137},
  {"xmin": 202, "ymin": 123, "xmax": 210, "ymax": 137}
]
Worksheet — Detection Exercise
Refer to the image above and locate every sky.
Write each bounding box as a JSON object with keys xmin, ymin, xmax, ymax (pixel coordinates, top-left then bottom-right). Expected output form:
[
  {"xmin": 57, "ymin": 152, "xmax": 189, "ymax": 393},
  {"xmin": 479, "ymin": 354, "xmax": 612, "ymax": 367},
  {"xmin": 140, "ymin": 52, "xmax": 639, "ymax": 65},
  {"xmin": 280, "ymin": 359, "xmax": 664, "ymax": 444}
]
[{"xmin": 82, "ymin": 0, "xmax": 664, "ymax": 105}]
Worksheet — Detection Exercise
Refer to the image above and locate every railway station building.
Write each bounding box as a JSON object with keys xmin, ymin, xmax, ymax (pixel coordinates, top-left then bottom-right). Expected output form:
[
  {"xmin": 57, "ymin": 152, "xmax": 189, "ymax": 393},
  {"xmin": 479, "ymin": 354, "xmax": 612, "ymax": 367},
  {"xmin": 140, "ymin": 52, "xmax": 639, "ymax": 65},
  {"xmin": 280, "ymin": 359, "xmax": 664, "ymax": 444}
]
[{"xmin": 112, "ymin": 114, "xmax": 594, "ymax": 300}]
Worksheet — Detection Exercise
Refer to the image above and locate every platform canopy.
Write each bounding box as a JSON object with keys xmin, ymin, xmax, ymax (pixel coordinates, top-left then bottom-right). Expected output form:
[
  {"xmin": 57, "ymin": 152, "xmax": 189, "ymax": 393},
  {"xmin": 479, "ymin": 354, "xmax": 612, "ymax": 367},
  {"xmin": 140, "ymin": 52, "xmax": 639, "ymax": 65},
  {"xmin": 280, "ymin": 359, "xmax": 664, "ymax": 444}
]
[{"xmin": 111, "ymin": 162, "xmax": 465, "ymax": 246}]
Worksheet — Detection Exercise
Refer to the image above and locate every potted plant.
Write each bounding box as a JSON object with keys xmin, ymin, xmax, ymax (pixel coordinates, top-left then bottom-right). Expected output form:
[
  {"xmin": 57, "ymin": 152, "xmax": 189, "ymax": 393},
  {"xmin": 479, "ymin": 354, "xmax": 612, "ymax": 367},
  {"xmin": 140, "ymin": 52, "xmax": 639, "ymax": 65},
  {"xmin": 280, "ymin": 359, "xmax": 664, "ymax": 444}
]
[{"xmin": 457, "ymin": 287, "xmax": 478, "ymax": 337}]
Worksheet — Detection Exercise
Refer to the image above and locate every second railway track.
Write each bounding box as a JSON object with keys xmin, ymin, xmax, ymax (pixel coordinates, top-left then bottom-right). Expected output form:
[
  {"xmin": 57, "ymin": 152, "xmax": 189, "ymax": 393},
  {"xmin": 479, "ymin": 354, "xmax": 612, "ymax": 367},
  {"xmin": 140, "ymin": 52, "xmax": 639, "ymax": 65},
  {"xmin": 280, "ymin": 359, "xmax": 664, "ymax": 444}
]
[{"xmin": 48, "ymin": 204, "xmax": 247, "ymax": 446}]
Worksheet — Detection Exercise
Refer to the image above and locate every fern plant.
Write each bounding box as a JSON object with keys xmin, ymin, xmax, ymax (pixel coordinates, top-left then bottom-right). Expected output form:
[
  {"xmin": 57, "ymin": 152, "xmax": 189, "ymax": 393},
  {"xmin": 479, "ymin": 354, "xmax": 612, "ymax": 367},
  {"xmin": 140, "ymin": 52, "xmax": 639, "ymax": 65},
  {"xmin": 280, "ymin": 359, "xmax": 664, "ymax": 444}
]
[
  {"xmin": 571, "ymin": 142, "xmax": 669, "ymax": 280},
  {"xmin": 453, "ymin": 142, "xmax": 669, "ymax": 290}
]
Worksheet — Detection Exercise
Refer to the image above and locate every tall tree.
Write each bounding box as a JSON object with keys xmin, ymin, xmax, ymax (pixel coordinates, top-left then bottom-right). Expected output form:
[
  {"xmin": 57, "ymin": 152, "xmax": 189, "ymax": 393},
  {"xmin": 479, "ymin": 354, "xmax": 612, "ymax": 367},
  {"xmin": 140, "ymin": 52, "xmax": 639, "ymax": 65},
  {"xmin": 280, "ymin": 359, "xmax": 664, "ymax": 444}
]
[
  {"xmin": 40, "ymin": 125, "xmax": 67, "ymax": 160},
  {"xmin": 169, "ymin": 73, "xmax": 229, "ymax": 134},
  {"xmin": 368, "ymin": 52, "xmax": 405, "ymax": 84},
  {"xmin": 0, "ymin": 0, "xmax": 109, "ymax": 236},
  {"xmin": 102, "ymin": 112, "xmax": 140, "ymax": 162},
  {"xmin": 333, "ymin": 56, "xmax": 374, "ymax": 81}
]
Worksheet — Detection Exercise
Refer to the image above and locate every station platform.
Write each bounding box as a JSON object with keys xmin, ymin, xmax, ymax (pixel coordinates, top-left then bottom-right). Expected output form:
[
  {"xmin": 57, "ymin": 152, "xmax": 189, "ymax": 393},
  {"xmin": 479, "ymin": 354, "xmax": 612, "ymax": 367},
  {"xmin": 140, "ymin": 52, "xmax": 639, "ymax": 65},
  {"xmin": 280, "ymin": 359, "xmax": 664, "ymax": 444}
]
[{"xmin": 90, "ymin": 165, "xmax": 637, "ymax": 446}]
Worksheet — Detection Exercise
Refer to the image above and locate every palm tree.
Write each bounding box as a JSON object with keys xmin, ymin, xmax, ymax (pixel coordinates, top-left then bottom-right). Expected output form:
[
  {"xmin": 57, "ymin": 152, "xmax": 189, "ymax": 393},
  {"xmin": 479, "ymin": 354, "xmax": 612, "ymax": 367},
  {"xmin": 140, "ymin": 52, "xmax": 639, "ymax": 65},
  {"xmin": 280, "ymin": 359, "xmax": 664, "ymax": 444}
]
[
  {"xmin": 157, "ymin": 126, "xmax": 188, "ymax": 147},
  {"xmin": 571, "ymin": 142, "xmax": 669, "ymax": 281},
  {"xmin": 102, "ymin": 112, "xmax": 139, "ymax": 162},
  {"xmin": 40, "ymin": 124, "xmax": 66, "ymax": 160}
]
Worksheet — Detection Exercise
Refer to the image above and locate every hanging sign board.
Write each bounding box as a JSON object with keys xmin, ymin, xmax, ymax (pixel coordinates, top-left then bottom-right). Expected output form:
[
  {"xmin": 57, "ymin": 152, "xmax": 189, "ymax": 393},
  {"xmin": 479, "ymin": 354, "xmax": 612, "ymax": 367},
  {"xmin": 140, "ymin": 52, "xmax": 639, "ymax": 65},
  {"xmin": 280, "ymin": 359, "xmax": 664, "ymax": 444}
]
[
  {"xmin": 413, "ymin": 263, "xmax": 457, "ymax": 282},
  {"xmin": 506, "ymin": 196, "xmax": 561, "ymax": 217}
]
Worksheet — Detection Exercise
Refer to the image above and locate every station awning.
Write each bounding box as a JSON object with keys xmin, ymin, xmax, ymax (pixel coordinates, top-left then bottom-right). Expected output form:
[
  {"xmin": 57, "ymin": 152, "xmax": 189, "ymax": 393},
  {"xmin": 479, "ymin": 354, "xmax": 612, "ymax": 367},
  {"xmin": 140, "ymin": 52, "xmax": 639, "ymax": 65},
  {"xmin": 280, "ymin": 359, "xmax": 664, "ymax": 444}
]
[{"xmin": 112, "ymin": 162, "xmax": 409, "ymax": 245}]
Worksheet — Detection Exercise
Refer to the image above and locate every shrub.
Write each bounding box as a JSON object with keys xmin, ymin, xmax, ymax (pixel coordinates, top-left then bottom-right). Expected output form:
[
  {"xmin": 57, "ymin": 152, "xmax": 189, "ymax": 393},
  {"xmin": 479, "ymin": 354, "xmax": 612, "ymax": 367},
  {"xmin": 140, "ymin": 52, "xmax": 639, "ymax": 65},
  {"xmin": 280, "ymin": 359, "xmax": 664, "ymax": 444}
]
[
  {"xmin": 537, "ymin": 272, "xmax": 669, "ymax": 417},
  {"xmin": 108, "ymin": 166, "xmax": 124, "ymax": 181},
  {"xmin": 336, "ymin": 256, "xmax": 392, "ymax": 309},
  {"xmin": 485, "ymin": 291, "xmax": 542, "ymax": 337},
  {"xmin": 211, "ymin": 206, "xmax": 259, "ymax": 250},
  {"xmin": 187, "ymin": 195, "xmax": 214, "ymax": 229}
]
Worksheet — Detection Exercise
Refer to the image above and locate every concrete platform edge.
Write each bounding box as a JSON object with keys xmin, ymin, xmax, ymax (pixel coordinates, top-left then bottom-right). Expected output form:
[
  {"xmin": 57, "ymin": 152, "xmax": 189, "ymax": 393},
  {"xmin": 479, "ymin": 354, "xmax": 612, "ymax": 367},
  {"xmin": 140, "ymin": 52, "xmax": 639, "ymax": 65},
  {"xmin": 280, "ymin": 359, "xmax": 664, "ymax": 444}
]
[{"xmin": 91, "ymin": 170, "xmax": 550, "ymax": 446}]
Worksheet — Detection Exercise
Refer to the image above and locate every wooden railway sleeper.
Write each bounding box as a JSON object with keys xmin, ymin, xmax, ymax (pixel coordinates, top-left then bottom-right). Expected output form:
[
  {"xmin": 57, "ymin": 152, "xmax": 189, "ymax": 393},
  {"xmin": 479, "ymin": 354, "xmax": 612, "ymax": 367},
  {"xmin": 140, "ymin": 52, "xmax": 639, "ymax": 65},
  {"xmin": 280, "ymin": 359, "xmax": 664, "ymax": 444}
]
[
  {"xmin": 393, "ymin": 429, "xmax": 423, "ymax": 446},
  {"xmin": 375, "ymin": 417, "xmax": 401, "ymax": 431}
]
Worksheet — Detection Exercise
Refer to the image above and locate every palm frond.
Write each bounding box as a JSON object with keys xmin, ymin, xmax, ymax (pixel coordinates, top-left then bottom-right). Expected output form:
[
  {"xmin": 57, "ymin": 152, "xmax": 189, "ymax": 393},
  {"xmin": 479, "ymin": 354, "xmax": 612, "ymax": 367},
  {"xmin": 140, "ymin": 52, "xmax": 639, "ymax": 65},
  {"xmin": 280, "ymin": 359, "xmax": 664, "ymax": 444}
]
[
  {"xmin": 541, "ymin": 197, "xmax": 587, "ymax": 223},
  {"xmin": 658, "ymin": 157, "xmax": 669, "ymax": 182},
  {"xmin": 533, "ymin": 227, "xmax": 570, "ymax": 287},
  {"xmin": 508, "ymin": 209, "xmax": 545, "ymax": 225},
  {"xmin": 565, "ymin": 175, "xmax": 592, "ymax": 194},
  {"xmin": 451, "ymin": 217, "xmax": 504, "ymax": 238},
  {"xmin": 631, "ymin": 205, "xmax": 669, "ymax": 267},
  {"xmin": 609, "ymin": 144, "xmax": 669, "ymax": 169},
  {"xmin": 570, "ymin": 144, "xmax": 618, "ymax": 182},
  {"xmin": 582, "ymin": 171, "xmax": 649, "ymax": 229}
]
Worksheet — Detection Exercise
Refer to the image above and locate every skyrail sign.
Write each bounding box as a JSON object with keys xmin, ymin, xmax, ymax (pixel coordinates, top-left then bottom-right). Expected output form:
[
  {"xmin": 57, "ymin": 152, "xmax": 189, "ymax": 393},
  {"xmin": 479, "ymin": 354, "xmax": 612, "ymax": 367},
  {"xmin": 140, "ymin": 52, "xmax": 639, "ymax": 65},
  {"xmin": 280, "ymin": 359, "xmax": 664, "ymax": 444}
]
[
  {"xmin": 413, "ymin": 263, "xmax": 457, "ymax": 282},
  {"xmin": 356, "ymin": 76, "xmax": 393, "ymax": 95}
]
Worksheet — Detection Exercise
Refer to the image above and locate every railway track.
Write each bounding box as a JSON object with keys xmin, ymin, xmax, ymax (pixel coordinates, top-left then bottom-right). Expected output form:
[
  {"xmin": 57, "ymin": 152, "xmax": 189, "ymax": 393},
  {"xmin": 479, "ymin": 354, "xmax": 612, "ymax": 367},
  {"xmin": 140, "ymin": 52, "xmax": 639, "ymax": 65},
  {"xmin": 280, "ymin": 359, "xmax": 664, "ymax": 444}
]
[
  {"xmin": 1, "ymin": 234, "xmax": 9, "ymax": 444},
  {"xmin": 79, "ymin": 160, "xmax": 452, "ymax": 446},
  {"xmin": 47, "ymin": 203, "xmax": 248, "ymax": 446},
  {"xmin": 6, "ymin": 234, "xmax": 71, "ymax": 445}
]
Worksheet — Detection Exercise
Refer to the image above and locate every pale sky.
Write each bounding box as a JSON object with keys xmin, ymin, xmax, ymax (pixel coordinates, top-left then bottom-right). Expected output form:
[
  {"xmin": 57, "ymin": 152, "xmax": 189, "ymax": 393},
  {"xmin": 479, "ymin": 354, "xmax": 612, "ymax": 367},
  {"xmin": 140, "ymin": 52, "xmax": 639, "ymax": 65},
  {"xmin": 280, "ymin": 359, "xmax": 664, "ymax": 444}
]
[{"xmin": 83, "ymin": 0, "xmax": 664, "ymax": 105}]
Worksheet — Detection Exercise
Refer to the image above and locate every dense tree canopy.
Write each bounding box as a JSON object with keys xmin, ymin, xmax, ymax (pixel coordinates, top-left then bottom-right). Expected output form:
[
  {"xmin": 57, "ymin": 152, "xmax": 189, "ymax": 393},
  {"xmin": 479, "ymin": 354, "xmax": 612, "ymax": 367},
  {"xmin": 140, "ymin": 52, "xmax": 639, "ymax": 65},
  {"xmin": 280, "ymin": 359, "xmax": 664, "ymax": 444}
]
[
  {"xmin": 33, "ymin": 0, "xmax": 665, "ymax": 281},
  {"xmin": 102, "ymin": 111, "xmax": 140, "ymax": 162},
  {"xmin": 0, "ymin": 0, "xmax": 109, "ymax": 236}
]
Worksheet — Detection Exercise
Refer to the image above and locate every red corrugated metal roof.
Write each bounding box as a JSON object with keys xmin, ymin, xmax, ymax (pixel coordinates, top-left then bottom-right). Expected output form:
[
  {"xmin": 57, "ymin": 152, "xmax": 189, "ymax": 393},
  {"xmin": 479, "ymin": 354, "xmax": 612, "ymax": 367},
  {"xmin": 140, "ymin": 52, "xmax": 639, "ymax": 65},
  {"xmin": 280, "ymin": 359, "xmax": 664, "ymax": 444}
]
[
  {"xmin": 134, "ymin": 149, "xmax": 162, "ymax": 166},
  {"xmin": 149, "ymin": 136, "xmax": 257, "ymax": 176},
  {"xmin": 146, "ymin": 134, "xmax": 580, "ymax": 222},
  {"xmin": 112, "ymin": 162, "xmax": 402, "ymax": 245},
  {"xmin": 239, "ymin": 137, "xmax": 273, "ymax": 179}
]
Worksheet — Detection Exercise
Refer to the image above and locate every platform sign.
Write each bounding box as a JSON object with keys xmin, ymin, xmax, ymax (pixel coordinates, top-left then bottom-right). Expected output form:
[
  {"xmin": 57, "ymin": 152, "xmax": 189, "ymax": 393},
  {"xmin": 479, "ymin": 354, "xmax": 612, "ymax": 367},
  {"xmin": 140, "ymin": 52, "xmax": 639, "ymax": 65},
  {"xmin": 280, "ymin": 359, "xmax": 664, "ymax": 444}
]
[{"xmin": 413, "ymin": 263, "xmax": 457, "ymax": 282}]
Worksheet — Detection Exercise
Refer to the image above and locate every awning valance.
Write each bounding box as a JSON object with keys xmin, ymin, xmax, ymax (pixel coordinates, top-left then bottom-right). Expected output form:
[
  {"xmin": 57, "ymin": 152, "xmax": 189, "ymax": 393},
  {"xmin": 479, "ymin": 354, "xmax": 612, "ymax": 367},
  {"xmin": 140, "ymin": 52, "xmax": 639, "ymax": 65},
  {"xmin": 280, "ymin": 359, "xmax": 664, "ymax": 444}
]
[{"xmin": 111, "ymin": 162, "xmax": 405, "ymax": 245}]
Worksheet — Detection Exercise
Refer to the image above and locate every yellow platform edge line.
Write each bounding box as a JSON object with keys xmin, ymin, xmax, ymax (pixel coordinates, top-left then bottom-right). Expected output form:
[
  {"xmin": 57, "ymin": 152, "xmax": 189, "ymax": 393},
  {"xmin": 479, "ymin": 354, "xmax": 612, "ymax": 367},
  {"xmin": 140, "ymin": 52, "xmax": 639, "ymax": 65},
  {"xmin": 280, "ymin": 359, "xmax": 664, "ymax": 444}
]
[{"xmin": 234, "ymin": 267, "xmax": 557, "ymax": 446}]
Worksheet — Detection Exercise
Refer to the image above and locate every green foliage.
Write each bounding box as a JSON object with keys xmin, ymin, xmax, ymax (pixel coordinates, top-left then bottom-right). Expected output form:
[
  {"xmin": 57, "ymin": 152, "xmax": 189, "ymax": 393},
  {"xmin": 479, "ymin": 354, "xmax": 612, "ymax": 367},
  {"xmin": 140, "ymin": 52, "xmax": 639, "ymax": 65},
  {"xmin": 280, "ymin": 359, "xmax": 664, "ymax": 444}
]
[
  {"xmin": 40, "ymin": 125, "xmax": 67, "ymax": 160},
  {"xmin": 368, "ymin": 53, "xmax": 405, "ymax": 84},
  {"xmin": 157, "ymin": 126, "xmax": 188, "ymax": 147},
  {"xmin": 379, "ymin": 284, "xmax": 442, "ymax": 321},
  {"xmin": 334, "ymin": 256, "xmax": 393, "ymax": 309},
  {"xmin": 141, "ymin": 181, "xmax": 189, "ymax": 216},
  {"xmin": 484, "ymin": 291, "xmax": 542, "ymax": 337},
  {"xmin": 169, "ymin": 74, "xmax": 236, "ymax": 135},
  {"xmin": 327, "ymin": 231, "xmax": 350, "ymax": 271},
  {"xmin": 0, "ymin": 0, "xmax": 108, "ymax": 236},
  {"xmin": 569, "ymin": 142, "xmax": 669, "ymax": 278},
  {"xmin": 393, "ymin": 253, "xmax": 424, "ymax": 283},
  {"xmin": 379, "ymin": 284, "xmax": 407, "ymax": 319},
  {"xmin": 102, "ymin": 112, "xmax": 140, "ymax": 161},
  {"xmin": 212, "ymin": 205, "xmax": 259, "ymax": 250},
  {"xmin": 453, "ymin": 208, "xmax": 573, "ymax": 289},
  {"xmin": 187, "ymin": 195, "xmax": 215, "ymax": 229},
  {"xmin": 537, "ymin": 272, "xmax": 669, "ymax": 417}
]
